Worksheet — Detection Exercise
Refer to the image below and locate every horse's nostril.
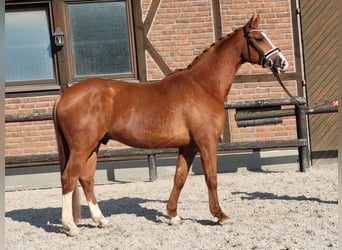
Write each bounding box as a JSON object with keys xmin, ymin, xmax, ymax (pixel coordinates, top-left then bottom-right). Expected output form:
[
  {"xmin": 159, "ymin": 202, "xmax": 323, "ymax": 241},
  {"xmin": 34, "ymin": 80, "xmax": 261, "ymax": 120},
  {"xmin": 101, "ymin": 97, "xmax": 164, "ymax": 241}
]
[{"xmin": 282, "ymin": 60, "xmax": 288, "ymax": 69}]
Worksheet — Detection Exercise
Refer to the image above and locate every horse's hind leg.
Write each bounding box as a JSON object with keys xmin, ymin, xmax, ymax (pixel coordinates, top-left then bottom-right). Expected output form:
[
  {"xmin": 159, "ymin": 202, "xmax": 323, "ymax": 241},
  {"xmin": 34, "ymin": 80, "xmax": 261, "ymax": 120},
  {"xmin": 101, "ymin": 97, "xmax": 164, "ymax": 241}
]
[
  {"xmin": 61, "ymin": 154, "xmax": 86, "ymax": 236},
  {"xmin": 167, "ymin": 147, "xmax": 198, "ymax": 225},
  {"xmin": 79, "ymin": 151, "xmax": 109, "ymax": 228}
]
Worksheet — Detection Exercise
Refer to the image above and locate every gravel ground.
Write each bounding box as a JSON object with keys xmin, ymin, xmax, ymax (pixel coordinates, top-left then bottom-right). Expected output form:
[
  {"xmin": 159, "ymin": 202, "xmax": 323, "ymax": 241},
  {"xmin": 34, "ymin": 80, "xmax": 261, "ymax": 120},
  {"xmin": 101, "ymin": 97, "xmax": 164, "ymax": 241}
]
[{"xmin": 5, "ymin": 162, "xmax": 337, "ymax": 249}]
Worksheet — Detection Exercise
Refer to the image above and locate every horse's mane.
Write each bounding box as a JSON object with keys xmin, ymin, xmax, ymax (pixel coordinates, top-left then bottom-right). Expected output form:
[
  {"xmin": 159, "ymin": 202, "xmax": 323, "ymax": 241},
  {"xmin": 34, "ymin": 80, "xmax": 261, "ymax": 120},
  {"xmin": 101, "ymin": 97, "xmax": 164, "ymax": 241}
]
[{"xmin": 168, "ymin": 28, "xmax": 241, "ymax": 76}]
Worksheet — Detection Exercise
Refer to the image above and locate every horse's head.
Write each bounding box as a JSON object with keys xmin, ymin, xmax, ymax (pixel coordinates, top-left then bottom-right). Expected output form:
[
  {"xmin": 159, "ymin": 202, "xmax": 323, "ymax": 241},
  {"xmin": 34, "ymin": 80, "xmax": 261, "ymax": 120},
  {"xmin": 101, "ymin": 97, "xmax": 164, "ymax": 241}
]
[{"xmin": 241, "ymin": 13, "xmax": 288, "ymax": 73}]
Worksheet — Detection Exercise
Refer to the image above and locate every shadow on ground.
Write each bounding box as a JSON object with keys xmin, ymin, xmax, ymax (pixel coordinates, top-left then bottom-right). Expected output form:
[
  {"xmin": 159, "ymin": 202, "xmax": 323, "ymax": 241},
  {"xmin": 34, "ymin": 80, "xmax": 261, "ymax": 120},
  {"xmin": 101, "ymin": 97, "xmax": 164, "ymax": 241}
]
[
  {"xmin": 231, "ymin": 191, "xmax": 338, "ymax": 204},
  {"xmin": 5, "ymin": 197, "xmax": 167, "ymax": 234}
]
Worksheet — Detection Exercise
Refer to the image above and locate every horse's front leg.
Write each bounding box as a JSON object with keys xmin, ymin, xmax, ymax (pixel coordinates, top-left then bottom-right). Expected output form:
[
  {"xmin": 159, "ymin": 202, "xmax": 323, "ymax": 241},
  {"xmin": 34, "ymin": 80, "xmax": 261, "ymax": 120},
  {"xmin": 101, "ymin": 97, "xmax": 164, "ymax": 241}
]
[
  {"xmin": 167, "ymin": 147, "xmax": 198, "ymax": 225},
  {"xmin": 199, "ymin": 140, "xmax": 229, "ymax": 224}
]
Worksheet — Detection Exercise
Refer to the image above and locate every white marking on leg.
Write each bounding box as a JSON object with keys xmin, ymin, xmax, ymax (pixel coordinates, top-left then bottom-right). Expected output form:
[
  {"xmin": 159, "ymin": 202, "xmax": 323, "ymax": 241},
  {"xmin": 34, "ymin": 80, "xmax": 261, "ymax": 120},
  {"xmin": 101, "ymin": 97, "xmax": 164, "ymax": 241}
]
[
  {"xmin": 169, "ymin": 215, "xmax": 182, "ymax": 225},
  {"xmin": 88, "ymin": 202, "xmax": 109, "ymax": 227},
  {"xmin": 62, "ymin": 192, "xmax": 80, "ymax": 236}
]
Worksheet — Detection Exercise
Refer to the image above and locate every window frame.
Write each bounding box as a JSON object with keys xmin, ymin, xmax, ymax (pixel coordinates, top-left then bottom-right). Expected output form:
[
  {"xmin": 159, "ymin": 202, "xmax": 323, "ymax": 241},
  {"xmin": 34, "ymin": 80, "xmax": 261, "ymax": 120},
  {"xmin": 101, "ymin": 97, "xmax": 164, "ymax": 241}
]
[
  {"xmin": 63, "ymin": 0, "xmax": 138, "ymax": 83},
  {"xmin": 64, "ymin": 0, "xmax": 137, "ymax": 83},
  {"xmin": 5, "ymin": 0, "xmax": 138, "ymax": 95},
  {"xmin": 5, "ymin": 1, "xmax": 61, "ymax": 94}
]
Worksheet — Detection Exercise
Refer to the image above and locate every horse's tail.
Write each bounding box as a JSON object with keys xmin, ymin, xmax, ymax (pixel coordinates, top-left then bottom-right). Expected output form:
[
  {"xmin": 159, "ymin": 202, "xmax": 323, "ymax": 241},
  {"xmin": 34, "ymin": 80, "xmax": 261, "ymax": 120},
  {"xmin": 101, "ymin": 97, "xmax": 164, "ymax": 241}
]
[{"xmin": 52, "ymin": 96, "xmax": 81, "ymax": 223}]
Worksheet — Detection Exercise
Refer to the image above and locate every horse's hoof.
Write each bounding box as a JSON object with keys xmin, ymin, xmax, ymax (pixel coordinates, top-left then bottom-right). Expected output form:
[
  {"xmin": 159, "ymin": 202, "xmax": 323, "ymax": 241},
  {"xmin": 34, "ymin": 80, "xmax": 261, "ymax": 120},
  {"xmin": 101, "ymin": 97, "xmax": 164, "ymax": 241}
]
[
  {"xmin": 98, "ymin": 218, "xmax": 110, "ymax": 228},
  {"xmin": 63, "ymin": 222, "xmax": 80, "ymax": 237},
  {"xmin": 218, "ymin": 216, "xmax": 232, "ymax": 225},
  {"xmin": 67, "ymin": 227, "xmax": 80, "ymax": 237},
  {"xmin": 169, "ymin": 215, "xmax": 182, "ymax": 225}
]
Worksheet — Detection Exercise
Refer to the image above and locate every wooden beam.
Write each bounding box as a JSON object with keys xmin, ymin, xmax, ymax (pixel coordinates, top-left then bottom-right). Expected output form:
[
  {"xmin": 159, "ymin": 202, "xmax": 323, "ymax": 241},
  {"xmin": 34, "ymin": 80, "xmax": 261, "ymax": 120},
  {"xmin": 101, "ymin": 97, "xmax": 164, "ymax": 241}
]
[
  {"xmin": 5, "ymin": 113, "xmax": 52, "ymax": 123},
  {"xmin": 226, "ymin": 97, "xmax": 306, "ymax": 109},
  {"xmin": 146, "ymin": 38, "xmax": 172, "ymax": 76},
  {"xmin": 306, "ymin": 104, "xmax": 338, "ymax": 114},
  {"xmin": 132, "ymin": 0, "xmax": 147, "ymax": 82},
  {"xmin": 51, "ymin": 0, "xmax": 70, "ymax": 91},
  {"xmin": 235, "ymin": 109, "xmax": 295, "ymax": 121},
  {"xmin": 5, "ymin": 139, "xmax": 307, "ymax": 168},
  {"xmin": 141, "ymin": 0, "xmax": 171, "ymax": 76},
  {"xmin": 211, "ymin": 0, "xmax": 223, "ymax": 40},
  {"xmin": 144, "ymin": 0, "xmax": 160, "ymax": 34},
  {"xmin": 233, "ymin": 72, "xmax": 297, "ymax": 83}
]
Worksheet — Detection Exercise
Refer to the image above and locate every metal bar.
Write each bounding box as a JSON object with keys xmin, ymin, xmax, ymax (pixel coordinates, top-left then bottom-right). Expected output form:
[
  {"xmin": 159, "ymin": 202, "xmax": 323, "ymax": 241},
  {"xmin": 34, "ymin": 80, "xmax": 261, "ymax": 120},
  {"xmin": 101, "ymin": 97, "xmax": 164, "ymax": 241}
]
[{"xmin": 290, "ymin": 0, "xmax": 306, "ymax": 97}]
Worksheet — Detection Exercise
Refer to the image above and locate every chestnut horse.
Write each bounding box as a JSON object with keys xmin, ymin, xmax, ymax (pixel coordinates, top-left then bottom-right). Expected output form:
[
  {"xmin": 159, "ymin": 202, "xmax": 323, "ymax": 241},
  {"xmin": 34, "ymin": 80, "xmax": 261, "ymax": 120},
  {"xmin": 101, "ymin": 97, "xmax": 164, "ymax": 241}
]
[{"xmin": 53, "ymin": 13, "xmax": 288, "ymax": 236}]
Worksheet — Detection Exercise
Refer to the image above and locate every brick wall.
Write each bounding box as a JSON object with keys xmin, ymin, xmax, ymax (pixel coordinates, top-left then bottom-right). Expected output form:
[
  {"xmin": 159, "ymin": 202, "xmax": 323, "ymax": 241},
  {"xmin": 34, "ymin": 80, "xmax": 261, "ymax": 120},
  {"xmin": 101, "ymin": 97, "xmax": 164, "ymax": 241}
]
[
  {"xmin": 5, "ymin": 96, "xmax": 56, "ymax": 156},
  {"xmin": 5, "ymin": 0, "xmax": 297, "ymax": 157},
  {"xmin": 143, "ymin": 0, "xmax": 297, "ymax": 143},
  {"xmin": 5, "ymin": 96, "xmax": 127, "ymax": 157}
]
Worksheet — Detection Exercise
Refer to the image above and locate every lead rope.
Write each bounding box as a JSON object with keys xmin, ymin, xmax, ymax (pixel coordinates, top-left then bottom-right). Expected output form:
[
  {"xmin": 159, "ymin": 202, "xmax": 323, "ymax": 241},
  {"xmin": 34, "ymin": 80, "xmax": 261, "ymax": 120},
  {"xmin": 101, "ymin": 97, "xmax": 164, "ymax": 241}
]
[{"xmin": 271, "ymin": 67, "xmax": 304, "ymax": 107}]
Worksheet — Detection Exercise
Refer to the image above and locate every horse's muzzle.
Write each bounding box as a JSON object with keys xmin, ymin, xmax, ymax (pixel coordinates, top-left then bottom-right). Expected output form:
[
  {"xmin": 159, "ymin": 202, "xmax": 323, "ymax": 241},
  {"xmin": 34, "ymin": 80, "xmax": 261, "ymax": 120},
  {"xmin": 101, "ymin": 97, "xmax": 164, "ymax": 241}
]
[
  {"xmin": 262, "ymin": 49, "xmax": 288, "ymax": 73},
  {"xmin": 272, "ymin": 53, "xmax": 288, "ymax": 73}
]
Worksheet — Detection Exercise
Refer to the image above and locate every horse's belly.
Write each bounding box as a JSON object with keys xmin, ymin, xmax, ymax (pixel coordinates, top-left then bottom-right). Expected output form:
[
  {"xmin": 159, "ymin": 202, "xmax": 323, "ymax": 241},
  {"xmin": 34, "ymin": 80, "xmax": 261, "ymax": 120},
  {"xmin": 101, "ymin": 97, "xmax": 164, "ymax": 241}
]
[{"xmin": 110, "ymin": 124, "xmax": 190, "ymax": 149}]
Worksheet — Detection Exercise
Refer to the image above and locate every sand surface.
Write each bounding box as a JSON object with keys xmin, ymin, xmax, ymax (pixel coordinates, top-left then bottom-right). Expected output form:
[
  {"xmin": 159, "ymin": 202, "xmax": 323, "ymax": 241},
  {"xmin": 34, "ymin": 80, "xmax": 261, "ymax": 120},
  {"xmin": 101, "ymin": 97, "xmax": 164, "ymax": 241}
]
[{"xmin": 5, "ymin": 162, "xmax": 337, "ymax": 249}]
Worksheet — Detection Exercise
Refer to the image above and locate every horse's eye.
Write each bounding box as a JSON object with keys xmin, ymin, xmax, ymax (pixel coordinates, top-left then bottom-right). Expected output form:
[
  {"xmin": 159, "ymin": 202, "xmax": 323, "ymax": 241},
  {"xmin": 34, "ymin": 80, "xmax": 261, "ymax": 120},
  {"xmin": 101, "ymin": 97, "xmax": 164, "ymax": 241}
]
[{"xmin": 255, "ymin": 38, "xmax": 263, "ymax": 42}]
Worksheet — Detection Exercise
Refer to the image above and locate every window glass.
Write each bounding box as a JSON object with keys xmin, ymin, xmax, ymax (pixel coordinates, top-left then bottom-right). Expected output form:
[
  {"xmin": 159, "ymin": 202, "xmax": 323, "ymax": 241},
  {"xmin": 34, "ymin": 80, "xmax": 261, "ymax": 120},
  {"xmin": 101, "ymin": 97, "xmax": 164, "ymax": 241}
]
[
  {"xmin": 68, "ymin": 1, "xmax": 132, "ymax": 77},
  {"xmin": 5, "ymin": 8, "xmax": 54, "ymax": 82}
]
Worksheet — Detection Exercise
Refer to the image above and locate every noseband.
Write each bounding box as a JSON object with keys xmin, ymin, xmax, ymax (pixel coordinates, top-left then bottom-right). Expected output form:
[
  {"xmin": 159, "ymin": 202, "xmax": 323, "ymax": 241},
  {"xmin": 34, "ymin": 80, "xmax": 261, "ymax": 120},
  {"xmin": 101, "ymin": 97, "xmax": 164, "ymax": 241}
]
[
  {"xmin": 243, "ymin": 27, "xmax": 302, "ymax": 107},
  {"xmin": 243, "ymin": 27, "xmax": 281, "ymax": 68}
]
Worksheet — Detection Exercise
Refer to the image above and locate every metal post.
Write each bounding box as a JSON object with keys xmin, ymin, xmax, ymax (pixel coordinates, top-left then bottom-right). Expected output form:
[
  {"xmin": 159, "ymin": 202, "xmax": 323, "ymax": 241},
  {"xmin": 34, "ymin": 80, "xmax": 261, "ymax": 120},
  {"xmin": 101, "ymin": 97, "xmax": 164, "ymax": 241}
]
[
  {"xmin": 148, "ymin": 154, "xmax": 157, "ymax": 181},
  {"xmin": 296, "ymin": 104, "xmax": 310, "ymax": 172}
]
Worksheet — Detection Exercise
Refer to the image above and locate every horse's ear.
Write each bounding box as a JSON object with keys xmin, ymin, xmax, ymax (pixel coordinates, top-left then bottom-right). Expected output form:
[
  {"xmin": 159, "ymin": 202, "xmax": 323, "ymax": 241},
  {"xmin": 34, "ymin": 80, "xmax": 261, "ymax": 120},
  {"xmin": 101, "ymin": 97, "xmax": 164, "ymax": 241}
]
[{"xmin": 245, "ymin": 12, "xmax": 260, "ymax": 30}]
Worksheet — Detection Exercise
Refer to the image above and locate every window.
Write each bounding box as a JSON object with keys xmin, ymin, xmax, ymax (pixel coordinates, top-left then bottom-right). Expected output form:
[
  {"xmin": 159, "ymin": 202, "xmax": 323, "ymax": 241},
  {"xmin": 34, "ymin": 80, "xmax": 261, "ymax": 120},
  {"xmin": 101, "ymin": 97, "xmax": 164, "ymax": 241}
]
[
  {"xmin": 5, "ymin": 5, "xmax": 56, "ymax": 86},
  {"xmin": 68, "ymin": 1, "xmax": 133, "ymax": 77},
  {"xmin": 5, "ymin": 0, "xmax": 137, "ymax": 94}
]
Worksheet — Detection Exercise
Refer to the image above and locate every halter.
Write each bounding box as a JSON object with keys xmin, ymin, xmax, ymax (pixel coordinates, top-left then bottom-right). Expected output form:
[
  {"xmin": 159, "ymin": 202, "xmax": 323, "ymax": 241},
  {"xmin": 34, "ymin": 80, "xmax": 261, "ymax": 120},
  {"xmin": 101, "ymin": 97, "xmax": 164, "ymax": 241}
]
[
  {"xmin": 243, "ymin": 27, "xmax": 302, "ymax": 107},
  {"xmin": 243, "ymin": 27, "xmax": 281, "ymax": 68}
]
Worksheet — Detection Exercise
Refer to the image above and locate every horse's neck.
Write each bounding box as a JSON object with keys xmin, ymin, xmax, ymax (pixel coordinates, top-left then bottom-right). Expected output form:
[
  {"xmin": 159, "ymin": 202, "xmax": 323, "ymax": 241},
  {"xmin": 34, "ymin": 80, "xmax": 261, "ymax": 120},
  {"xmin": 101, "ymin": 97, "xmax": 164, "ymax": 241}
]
[{"xmin": 190, "ymin": 33, "xmax": 243, "ymax": 102}]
